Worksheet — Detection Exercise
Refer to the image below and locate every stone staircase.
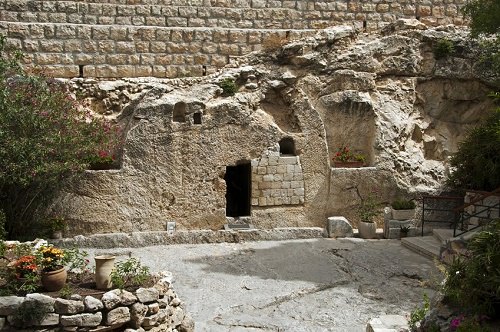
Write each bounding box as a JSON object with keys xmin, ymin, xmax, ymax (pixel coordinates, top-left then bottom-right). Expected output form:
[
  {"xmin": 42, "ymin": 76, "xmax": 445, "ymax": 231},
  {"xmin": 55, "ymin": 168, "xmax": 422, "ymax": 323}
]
[{"xmin": 401, "ymin": 228, "xmax": 454, "ymax": 259}]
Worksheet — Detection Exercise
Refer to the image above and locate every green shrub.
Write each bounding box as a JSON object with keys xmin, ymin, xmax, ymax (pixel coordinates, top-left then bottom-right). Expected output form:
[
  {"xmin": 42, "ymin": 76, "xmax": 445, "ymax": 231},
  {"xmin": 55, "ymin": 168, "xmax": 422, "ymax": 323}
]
[
  {"xmin": 409, "ymin": 293, "xmax": 430, "ymax": 330},
  {"xmin": 443, "ymin": 219, "xmax": 500, "ymax": 315},
  {"xmin": 0, "ymin": 35, "xmax": 121, "ymax": 239},
  {"xmin": 219, "ymin": 78, "xmax": 237, "ymax": 96},
  {"xmin": 447, "ymin": 107, "xmax": 500, "ymax": 191},
  {"xmin": 110, "ymin": 257, "xmax": 150, "ymax": 290},
  {"xmin": 434, "ymin": 39, "xmax": 455, "ymax": 59},
  {"xmin": 391, "ymin": 199, "xmax": 416, "ymax": 210}
]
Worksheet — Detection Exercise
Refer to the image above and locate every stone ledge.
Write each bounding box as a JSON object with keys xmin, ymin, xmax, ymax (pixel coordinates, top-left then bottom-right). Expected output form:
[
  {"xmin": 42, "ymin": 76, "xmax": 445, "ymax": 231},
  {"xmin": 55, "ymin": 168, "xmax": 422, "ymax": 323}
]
[{"xmin": 52, "ymin": 227, "xmax": 327, "ymax": 248}]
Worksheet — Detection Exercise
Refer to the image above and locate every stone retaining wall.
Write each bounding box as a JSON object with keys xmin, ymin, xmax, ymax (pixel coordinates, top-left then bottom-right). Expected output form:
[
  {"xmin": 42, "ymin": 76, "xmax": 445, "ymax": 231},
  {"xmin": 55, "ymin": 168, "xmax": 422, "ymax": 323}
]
[
  {"xmin": 0, "ymin": 275, "xmax": 194, "ymax": 331},
  {"xmin": 0, "ymin": 0, "xmax": 467, "ymax": 78}
]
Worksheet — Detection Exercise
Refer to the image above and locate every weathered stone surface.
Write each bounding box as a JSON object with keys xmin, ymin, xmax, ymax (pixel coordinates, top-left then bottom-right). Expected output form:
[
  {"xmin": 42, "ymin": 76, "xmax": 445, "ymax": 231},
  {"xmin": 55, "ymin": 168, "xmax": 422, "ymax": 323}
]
[
  {"xmin": 38, "ymin": 313, "xmax": 60, "ymax": 326},
  {"xmin": 327, "ymin": 216, "xmax": 353, "ymax": 238},
  {"xmin": 84, "ymin": 295, "xmax": 104, "ymax": 312},
  {"xmin": 25, "ymin": 293, "xmax": 55, "ymax": 313},
  {"xmin": 136, "ymin": 288, "xmax": 159, "ymax": 303},
  {"xmin": 106, "ymin": 306, "xmax": 130, "ymax": 325},
  {"xmin": 81, "ymin": 312, "xmax": 103, "ymax": 327},
  {"xmin": 0, "ymin": 296, "xmax": 24, "ymax": 315},
  {"xmin": 55, "ymin": 298, "xmax": 85, "ymax": 314},
  {"xmin": 35, "ymin": 21, "xmax": 497, "ymax": 237},
  {"xmin": 170, "ymin": 306, "xmax": 186, "ymax": 326},
  {"xmin": 366, "ymin": 314, "xmax": 409, "ymax": 332},
  {"xmin": 147, "ymin": 302, "xmax": 160, "ymax": 315},
  {"xmin": 179, "ymin": 314, "xmax": 195, "ymax": 332},
  {"xmin": 101, "ymin": 289, "xmax": 136, "ymax": 309},
  {"xmin": 130, "ymin": 302, "xmax": 148, "ymax": 328}
]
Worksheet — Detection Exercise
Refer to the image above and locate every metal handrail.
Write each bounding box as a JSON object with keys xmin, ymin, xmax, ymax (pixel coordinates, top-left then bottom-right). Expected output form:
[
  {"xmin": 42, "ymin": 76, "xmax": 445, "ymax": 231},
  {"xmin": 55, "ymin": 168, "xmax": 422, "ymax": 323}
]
[
  {"xmin": 421, "ymin": 195, "xmax": 463, "ymax": 236},
  {"xmin": 453, "ymin": 189, "xmax": 500, "ymax": 237}
]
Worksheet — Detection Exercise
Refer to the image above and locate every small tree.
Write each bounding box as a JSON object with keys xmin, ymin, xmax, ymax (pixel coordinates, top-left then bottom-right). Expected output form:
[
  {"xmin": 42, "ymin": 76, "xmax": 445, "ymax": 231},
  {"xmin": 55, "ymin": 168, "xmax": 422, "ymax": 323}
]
[
  {"xmin": 447, "ymin": 105, "xmax": 500, "ymax": 191},
  {"xmin": 0, "ymin": 36, "xmax": 120, "ymax": 239}
]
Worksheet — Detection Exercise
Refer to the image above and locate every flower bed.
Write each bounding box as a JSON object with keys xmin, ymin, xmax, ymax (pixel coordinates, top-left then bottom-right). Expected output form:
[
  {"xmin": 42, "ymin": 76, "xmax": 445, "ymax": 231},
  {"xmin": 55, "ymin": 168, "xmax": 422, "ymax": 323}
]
[{"xmin": 0, "ymin": 274, "xmax": 194, "ymax": 331}]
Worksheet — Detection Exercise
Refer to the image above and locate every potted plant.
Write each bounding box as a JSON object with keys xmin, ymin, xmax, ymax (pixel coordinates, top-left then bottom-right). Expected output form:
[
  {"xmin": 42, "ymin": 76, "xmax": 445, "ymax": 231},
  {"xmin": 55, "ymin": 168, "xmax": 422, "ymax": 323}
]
[
  {"xmin": 47, "ymin": 216, "xmax": 66, "ymax": 239},
  {"xmin": 37, "ymin": 245, "xmax": 68, "ymax": 291},
  {"xmin": 391, "ymin": 199, "xmax": 416, "ymax": 220},
  {"xmin": 399, "ymin": 225, "xmax": 410, "ymax": 238},
  {"xmin": 357, "ymin": 192, "xmax": 380, "ymax": 239},
  {"xmin": 332, "ymin": 146, "xmax": 366, "ymax": 168}
]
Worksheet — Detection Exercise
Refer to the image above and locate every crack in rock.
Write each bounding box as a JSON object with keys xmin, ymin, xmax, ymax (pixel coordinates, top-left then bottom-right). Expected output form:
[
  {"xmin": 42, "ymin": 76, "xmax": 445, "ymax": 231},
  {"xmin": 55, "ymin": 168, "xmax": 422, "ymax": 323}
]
[{"xmin": 258, "ymin": 280, "xmax": 350, "ymax": 310}]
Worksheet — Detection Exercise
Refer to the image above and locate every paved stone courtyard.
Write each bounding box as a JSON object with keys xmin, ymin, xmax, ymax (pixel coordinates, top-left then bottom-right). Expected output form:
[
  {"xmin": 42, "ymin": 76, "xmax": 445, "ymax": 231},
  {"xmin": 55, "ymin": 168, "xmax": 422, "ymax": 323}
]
[{"xmin": 86, "ymin": 238, "xmax": 442, "ymax": 331}]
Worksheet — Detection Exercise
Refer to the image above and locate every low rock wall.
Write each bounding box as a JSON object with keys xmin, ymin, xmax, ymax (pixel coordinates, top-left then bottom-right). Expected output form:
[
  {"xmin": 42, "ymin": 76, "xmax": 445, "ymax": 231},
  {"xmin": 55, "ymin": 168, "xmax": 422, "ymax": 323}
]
[{"xmin": 0, "ymin": 275, "xmax": 194, "ymax": 331}]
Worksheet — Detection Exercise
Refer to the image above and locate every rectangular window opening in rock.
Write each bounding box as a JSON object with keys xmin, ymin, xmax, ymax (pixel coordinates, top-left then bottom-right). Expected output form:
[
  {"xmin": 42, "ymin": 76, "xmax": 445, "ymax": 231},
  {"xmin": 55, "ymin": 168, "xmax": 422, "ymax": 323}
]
[
  {"xmin": 224, "ymin": 162, "xmax": 251, "ymax": 217},
  {"xmin": 193, "ymin": 112, "xmax": 202, "ymax": 124}
]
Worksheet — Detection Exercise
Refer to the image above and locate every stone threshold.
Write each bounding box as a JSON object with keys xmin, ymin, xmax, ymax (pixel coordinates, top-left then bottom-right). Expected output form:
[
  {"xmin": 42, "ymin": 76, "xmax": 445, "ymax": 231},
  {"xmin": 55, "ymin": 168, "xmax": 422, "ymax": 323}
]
[{"xmin": 51, "ymin": 227, "xmax": 326, "ymax": 249}]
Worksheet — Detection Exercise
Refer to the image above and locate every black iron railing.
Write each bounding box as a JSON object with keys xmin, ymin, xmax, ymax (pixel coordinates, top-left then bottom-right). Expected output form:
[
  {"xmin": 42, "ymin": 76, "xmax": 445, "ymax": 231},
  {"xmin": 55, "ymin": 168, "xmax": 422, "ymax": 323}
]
[
  {"xmin": 421, "ymin": 195, "xmax": 463, "ymax": 236},
  {"xmin": 420, "ymin": 187, "xmax": 500, "ymax": 237},
  {"xmin": 452, "ymin": 187, "xmax": 500, "ymax": 237}
]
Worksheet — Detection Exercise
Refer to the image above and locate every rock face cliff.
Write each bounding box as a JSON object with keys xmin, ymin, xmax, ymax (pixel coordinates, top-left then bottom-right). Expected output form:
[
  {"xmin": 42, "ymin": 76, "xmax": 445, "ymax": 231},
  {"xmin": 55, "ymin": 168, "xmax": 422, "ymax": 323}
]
[{"xmin": 57, "ymin": 20, "xmax": 498, "ymax": 236}]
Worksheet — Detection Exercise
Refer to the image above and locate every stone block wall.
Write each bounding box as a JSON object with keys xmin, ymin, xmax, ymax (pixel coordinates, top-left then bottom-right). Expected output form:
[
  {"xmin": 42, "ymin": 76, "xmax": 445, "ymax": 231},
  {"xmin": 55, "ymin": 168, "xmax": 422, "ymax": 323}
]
[
  {"xmin": 0, "ymin": 0, "xmax": 467, "ymax": 78},
  {"xmin": 0, "ymin": 279, "xmax": 194, "ymax": 331},
  {"xmin": 251, "ymin": 153, "xmax": 305, "ymax": 207}
]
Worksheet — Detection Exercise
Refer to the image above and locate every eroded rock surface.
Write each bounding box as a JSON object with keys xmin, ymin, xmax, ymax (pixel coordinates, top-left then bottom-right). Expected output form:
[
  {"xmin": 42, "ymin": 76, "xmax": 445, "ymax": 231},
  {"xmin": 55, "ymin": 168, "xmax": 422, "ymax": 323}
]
[
  {"xmin": 57, "ymin": 21, "xmax": 498, "ymax": 235},
  {"xmin": 87, "ymin": 238, "xmax": 442, "ymax": 331}
]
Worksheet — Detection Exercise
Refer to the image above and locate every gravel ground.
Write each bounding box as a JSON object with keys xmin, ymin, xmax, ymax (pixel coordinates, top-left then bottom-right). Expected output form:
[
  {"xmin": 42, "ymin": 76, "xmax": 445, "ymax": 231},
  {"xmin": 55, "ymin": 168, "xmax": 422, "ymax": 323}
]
[{"xmin": 85, "ymin": 238, "xmax": 442, "ymax": 332}]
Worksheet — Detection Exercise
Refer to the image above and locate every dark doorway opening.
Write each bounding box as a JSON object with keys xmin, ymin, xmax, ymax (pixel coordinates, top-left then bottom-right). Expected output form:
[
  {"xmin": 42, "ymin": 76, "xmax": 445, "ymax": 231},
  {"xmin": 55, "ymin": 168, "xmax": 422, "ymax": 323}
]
[{"xmin": 224, "ymin": 162, "xmax": 251, "ymax": 217}]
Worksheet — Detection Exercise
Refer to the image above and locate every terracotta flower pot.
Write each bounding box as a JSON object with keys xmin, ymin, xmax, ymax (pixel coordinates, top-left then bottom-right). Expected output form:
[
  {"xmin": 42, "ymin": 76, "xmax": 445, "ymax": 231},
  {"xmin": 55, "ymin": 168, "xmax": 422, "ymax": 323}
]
[
  {"xmin": 358, "ymin": 221, "xmax": 377, "ymax": 239},
  {"xmin": 41, "ymin": 266, "xmax": 67, "ymax": 291}
]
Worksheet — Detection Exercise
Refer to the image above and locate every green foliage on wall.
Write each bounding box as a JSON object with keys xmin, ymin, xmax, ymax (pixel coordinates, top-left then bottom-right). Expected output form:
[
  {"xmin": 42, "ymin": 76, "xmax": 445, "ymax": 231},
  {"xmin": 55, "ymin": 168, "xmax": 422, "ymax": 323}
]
[{"xmin": 0, "ymin": 36, "xmax": 121, "ymax": 239}]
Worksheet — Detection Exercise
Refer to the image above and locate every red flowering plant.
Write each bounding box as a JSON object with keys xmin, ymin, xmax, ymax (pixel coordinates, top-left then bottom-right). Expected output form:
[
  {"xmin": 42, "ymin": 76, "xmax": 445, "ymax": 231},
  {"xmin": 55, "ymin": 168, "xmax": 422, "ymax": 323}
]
[
  {"xmin": 332, "ymin": 146, "xmax": 366, "ymax": 163},
  {"xmin": 10, "ymin": 255, "xmax": 37, "ymax": 278}
]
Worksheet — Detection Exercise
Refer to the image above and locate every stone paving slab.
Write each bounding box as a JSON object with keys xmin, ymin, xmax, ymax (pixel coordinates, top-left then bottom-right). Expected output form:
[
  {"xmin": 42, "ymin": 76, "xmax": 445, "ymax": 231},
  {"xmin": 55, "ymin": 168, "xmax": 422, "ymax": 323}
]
[{"xmin": 85, "ymin": 238, "xmax": 442, "ymax": 331}]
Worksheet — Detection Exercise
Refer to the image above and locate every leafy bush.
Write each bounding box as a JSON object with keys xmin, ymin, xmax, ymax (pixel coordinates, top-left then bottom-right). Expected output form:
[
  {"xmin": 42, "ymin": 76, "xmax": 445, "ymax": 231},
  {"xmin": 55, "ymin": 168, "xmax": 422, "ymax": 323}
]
[
  {"xmin": 443, "ymin": 219, "xmax": 500, "ymax": 316},
  {"xmin": 391, "ymin": 199, "xmax": 416, "ymax": 210},
  {"xmin": 409, "ymin": 293, "xmax": 430, "ymax": 330},
  {"xmin": 447, "ymin": 106, "xmax": 500, "ymax": 191},
  {"xmin": 0, "ymin": 35, "xmax": 121, "ymax": 239},
  {"xmin": 434, "ymin": 39, "xmax": 455, "ymax": 59},
  {"xmin": 110, "ymin": 257, "xmax": 150, "ymax": 290},
  {"xmin": 219, "ymin": 78, "xmax": 237, "ymax": 96}
]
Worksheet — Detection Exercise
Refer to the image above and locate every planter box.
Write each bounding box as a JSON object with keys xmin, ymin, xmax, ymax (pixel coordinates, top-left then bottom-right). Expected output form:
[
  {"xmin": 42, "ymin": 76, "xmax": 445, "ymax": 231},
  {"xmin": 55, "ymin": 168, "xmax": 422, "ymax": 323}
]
[
  {"xmin": 333, "ymin": 161, "xmax": 364, "ymax": 168},
  {"xmin": 391, "ymin": 209, "xmax": 415, "ymax": 220}
]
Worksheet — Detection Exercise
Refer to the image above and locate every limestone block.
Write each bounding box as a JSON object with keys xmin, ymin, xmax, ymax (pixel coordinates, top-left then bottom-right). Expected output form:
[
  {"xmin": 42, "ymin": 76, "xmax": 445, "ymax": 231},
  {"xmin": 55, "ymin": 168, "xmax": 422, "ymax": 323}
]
[
  {"xmin": 0, "ymin": 296, "xmax": 24, "ymax": 315},
  {"xmin": 55, "ymin": 298, "xmax": 85, "ymax": 314},
  {"xmin": 136, "ymin": 287, "xmax": 160, "ymax": 303},
  {"xmin": 106, "ymin": 306, "xmax": 130, "ymax": 325},
  {"xmin": 171, "ymin": 306, "xmax": 186, "ymax": 326},
  {"xmin": 142, "ymin": 313, "xmax": 159, "ymax": 327},
  {"xmin": 148, "ymin": 303, "xmax": 160, "ymax": 315},
  {"xmin": 38, "ymin": 313, "xmax": 60, "ymax": 326},
  {"xmin": 130, "ymin": 302, "xmax": 148, "ymax": 328},
  {"xmin": 366, "ymin": 314, "xmax": 409, "ymax": 332},
  {"xmin": 61, "ymin": 314, "xmax": 82, "ymax": 326},
  {"xmin": 82, "ymin": 296, "xmax": 103, "ymax": 313},
  {"xmin": 25, "ymin": 293, "xmax": 55, "ymax": 313},
  {"xmin": 179, "ymin": 313, "xmax": 195, "ymax": 332},
  {"xmin": 327, "ymin": 216, "xmax": 354, "ymax": 238},
  {"xmin": 101, "ymin": 291, "xmax": 120, "ymax": 310}
]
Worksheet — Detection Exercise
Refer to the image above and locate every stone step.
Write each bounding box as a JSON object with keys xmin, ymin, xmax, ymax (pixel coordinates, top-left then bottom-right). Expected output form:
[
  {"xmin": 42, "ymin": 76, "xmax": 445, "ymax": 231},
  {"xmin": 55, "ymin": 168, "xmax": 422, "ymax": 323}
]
[
  {"xmin": 432, "ymin": 228, "xmax": 454, "ymax": 243},
  {"xmin": 401, "ymin": 236, "xmax": 441, "ymax": 260}
]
